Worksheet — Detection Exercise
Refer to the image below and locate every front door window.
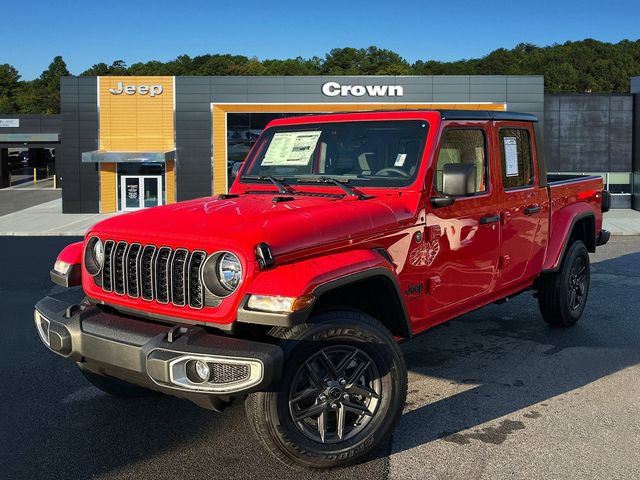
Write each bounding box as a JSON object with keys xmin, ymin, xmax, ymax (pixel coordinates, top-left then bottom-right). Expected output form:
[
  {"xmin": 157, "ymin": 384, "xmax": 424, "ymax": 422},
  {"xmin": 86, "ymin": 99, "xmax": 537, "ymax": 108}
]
[{"xmin": 120, "ymin": 176, "xmax": 162, "ymax": 211}]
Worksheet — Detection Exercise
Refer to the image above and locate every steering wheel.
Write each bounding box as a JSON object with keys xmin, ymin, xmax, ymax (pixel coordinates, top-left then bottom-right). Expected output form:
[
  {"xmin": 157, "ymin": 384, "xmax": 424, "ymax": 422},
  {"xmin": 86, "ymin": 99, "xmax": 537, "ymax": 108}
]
[{"xmin": 375, "ymin": 167, "xmax": 410, "ymax": 178}]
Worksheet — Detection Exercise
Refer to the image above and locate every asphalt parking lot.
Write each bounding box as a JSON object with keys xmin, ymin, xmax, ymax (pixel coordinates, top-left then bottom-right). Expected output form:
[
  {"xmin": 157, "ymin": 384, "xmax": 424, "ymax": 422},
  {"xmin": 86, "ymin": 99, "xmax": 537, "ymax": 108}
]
[
  {"xmin": 0, "ymin": 236, "xmax": 639, "ymax": 479},
  {"xmin": 0, "ymin": 190, "xmax": 60, "ymax": 217}
]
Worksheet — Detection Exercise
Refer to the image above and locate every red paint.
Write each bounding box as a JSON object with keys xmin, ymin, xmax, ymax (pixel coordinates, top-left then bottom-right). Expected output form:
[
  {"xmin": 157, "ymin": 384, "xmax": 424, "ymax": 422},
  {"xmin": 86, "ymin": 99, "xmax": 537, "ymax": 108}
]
[
  {"xmin": 57, "ymin": 241, "xmax": 83, "ymax": 265},
  {"xmin": 57, "ymin": 111, "xmax": 606, "ymax": 335}
]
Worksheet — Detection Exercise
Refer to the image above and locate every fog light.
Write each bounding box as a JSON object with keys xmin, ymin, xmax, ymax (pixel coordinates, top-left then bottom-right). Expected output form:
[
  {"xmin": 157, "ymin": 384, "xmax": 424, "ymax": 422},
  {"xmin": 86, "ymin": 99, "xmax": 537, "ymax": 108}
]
[
  {"xmin": 195, "ymin": 360, "xmax": 210, "ymax": 381},
  {"xmin": 162, "ymin": 354, "xmax": 265, "ymax": 393},
  {"xmin": 186, "ymin": 359, "xmax": 210, "ymax": 383}
]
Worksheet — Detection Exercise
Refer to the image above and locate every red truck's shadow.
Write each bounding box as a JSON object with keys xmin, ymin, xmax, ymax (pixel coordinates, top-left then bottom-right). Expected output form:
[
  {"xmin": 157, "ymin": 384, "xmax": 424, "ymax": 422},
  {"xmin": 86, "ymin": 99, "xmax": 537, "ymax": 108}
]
[{"xmin": 385, "ymin": 249, "xmax": 640, "ymax": 457}]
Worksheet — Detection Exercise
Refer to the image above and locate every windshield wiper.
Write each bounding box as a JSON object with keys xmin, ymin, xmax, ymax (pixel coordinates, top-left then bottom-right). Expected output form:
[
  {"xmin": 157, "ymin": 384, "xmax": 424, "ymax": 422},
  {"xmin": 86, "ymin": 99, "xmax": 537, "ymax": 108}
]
[
  {"xmin": 240, "ymin": 175, "xmax": 290, "ymax": 194},
  {"xmin": 296, "ymin": 176, "xmax": 370, "ymax": 200}
]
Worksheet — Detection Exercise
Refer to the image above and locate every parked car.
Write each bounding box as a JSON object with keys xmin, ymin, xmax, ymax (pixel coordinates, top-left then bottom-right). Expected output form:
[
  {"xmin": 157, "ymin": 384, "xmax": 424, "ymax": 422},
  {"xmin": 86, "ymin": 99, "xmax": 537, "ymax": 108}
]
[
  {"xmin": 35, "ymin": 110, "xmax": 610, "ymax": 469},
  {"xmin": 8, "ymin": 151, "xmax": 29, "ymax": 169}
]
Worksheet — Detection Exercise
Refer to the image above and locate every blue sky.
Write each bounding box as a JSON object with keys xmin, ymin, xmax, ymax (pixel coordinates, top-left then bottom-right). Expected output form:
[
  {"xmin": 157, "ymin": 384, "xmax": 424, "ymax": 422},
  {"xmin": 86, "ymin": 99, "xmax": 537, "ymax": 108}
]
[{"xmin": 2, "ymin": 0, "xmax": 639, "ymax": 79}]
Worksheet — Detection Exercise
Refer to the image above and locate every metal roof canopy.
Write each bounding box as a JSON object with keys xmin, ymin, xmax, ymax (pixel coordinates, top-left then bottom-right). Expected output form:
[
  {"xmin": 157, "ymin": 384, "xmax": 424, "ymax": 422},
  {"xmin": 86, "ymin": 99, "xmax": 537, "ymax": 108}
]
[
  {"xmin": 81, "ymin": 150, "xmax": 176, "ymax": 163},
  {"xmin": 0, "ymin": 133, "xmax": 60, "ymax": 142}
]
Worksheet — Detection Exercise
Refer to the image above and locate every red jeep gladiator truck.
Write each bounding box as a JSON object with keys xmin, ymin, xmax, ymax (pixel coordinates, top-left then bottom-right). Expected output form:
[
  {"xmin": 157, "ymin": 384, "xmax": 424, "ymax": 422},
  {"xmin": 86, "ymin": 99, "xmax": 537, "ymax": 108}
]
[{"xmin": 36, "ymin": 110, "xmax": 610, "ymax": 469}]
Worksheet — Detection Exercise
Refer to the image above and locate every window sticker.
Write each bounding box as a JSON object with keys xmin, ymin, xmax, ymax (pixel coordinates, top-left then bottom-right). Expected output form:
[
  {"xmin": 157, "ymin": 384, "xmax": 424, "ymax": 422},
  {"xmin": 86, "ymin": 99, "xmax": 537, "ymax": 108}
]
[
  {"xmin": 262, "ymin": 131, "xmax": 322, "ymax": 166},
  {"xmin": 503, "ymin": 137, "xmax": 519, "ymax": 177},
  {"xmin": 394, "ymin": 153, "xmax": 407, "ymax": 167}
]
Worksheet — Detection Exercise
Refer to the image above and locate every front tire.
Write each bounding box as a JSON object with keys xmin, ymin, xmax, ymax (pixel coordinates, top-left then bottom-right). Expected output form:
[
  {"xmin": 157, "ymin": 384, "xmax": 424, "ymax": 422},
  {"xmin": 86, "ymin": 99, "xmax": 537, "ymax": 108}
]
[
  {"xmin": 245, "ymin": 310, "xmax": 407, "ymax": 469},
  {"xmin": 538, "ymin": 240, "xmax": 590, "ymax": 327}
]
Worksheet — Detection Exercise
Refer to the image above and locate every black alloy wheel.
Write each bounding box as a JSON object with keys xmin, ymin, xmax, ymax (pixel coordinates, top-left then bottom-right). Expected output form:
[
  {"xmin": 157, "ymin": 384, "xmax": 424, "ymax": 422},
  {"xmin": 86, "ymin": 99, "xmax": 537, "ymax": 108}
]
[
  {"xmin": 288, "ymin": 345, "xmax": 382, "ymax": 444},
  {"xmin": 567, "ymin": 256, "xmax": 587, "ymax": 311}
]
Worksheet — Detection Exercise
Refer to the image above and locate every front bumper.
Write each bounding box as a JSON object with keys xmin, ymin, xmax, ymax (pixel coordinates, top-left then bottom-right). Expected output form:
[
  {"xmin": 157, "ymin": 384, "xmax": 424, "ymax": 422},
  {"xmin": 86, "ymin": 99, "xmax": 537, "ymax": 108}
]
[{"xmin": 34, "ymin": 293, "xmax": 283, "ymax": 410}]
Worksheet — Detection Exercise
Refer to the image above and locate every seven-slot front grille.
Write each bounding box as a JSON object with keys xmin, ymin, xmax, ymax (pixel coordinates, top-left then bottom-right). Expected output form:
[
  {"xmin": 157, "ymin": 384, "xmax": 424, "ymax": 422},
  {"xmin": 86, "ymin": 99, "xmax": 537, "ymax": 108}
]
[{"xmin": 100, "ymin": 241, "xmax": 208, "ymax": 309}]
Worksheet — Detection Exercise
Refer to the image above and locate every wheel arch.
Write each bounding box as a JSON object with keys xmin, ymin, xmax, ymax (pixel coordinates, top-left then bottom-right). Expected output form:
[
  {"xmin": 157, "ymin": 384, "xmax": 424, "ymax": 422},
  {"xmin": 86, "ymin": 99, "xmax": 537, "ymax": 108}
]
[
  {"xmin": 543, "ymin": 206, "xmax": 596, "ymax": 273},
  {"xmin": 307, "ymin": 269, "xmax": 412, "ymax": 340},
  {"xmin": 237, "ymin": 249, "xmax": 412, "ymax": 339}
]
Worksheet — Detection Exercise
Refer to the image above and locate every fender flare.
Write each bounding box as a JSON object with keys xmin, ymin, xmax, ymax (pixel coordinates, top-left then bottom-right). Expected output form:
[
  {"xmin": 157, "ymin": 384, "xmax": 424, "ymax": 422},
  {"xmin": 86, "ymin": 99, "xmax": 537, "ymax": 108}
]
[
  {"xmin": 305, "ymin": 267, "xmax": 412, "ymax": 339},
  {"xmin": 237, "ymin": 252, "xmax": 412, "ymax": 338},
  {"xmin": 58, "ymin": 241, "xmax": 83, "ymax": 264},
  {"xmin": 50, "ymin": 241, "xmax": 83, "ymax": 287},
  {"xmin": 542, "ymin": 206, "xmax": 595, "ymax": 273}
]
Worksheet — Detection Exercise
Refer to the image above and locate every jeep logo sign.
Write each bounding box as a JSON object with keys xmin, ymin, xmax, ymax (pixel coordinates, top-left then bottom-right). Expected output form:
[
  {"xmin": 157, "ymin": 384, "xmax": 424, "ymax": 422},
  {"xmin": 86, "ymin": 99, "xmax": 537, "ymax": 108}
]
[
  {"xmin": 321, "ymin": 81, "xmax": 403, "ymax": 97},
  {"xmin": 109, "ymin": 81, "xmax": 163, "ymax": 97}
]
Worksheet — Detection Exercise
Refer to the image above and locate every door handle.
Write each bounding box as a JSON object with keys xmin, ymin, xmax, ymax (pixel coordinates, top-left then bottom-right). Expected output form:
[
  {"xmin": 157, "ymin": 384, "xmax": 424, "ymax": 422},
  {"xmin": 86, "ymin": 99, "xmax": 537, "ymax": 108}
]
[
  {"xmin": 479, "ymin": 215, "xmax": 500, "ymax": 224},
  {"xmin": 524, "ymin": 205, "xmax": 541, "ymax": 215}
]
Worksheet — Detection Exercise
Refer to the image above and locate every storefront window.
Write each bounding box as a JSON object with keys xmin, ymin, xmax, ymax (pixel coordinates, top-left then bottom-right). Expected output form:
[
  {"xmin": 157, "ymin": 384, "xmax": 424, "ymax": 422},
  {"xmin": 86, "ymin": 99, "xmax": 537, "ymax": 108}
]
[
  {"xmin": 227, "ymin": 112, "xmax": 319, "ymax": 183},
  {"xmin": 608, "ymin": 172, "xmax": 632, "ymax": 194}
]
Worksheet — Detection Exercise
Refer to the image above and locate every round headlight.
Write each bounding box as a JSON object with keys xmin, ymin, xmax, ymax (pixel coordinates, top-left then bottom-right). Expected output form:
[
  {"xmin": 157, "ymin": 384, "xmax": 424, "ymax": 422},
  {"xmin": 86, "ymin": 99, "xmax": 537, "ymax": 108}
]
[
  {"xmin": 85, "ymin": 237, "xmax": 104, "ymax": 276},
  {"xmin": 217, "ymin": 253, "xmax": 242, "ymax": 292},
  {"xmin": 202, "ymin": 251, "xmax": 243, "ymax": 297},
  {"xmin": 93, "ymin": 238, "xmax": 104, "ymax": 267}
]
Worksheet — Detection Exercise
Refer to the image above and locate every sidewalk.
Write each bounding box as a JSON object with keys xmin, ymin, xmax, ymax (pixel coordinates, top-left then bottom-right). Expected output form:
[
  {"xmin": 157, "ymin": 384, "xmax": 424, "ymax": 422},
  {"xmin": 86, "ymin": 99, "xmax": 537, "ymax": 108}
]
[
  {"xmin": 0, "ymin": 198, "xmax": 117, "ymax": 236},
  {"xmin": 602, "ymin": 209, "xmax": 640, "ymax": 235},
  {"xmin": 0, "ymin": 196, "xmax": 638, "ymax": 236}
]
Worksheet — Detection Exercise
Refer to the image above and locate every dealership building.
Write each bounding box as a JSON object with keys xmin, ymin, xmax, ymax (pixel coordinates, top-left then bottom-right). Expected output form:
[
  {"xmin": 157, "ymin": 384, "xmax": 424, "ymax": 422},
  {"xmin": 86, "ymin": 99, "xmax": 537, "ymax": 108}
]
[{"xmin": 0, "ymin": 74, "xmax": 638, "ymax": 212}]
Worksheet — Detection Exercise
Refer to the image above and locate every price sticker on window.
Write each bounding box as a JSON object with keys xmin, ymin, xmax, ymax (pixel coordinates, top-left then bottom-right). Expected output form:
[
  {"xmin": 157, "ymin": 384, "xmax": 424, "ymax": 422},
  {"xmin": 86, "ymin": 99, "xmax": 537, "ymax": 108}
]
[
  {"xmin": 262, "ymin": 131, "xmax": 321, "ymax": 166},
  {"xmin": 504, "ymin": 137, "xmax": 519, "ymax": 177}
]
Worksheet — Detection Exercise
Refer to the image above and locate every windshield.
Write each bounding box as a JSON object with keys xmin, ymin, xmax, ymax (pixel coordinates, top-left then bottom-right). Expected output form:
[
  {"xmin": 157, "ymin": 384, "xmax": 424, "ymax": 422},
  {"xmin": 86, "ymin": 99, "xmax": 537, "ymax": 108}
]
[{"xmin": 241, "ymin": 120, "xmax": 429, "ymax": 187}]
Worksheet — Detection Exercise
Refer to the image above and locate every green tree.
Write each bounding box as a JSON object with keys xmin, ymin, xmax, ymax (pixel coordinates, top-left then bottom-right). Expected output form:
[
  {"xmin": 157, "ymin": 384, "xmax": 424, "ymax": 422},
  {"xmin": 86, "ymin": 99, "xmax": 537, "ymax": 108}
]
[
  {"xmin": 81, "ymin": 63, "xmax": 111, "ymax": 76},
  {"xmin": 323, "ymin": 47, "xmax": 411, "ymax": 75},
  {"xmin": 109, "ymin": 60, "xmax": 128, "ymax": 74},
  {"xmin": 29, "ymin": 56, "xmax": 71, "ymax": 114},
  {"xmin": 0, "ymin": 63, "xmax": 20, "ymax": 113},
  {"xmin": 263, "ymin": 57, "xmax": 322, "ymax": 75},
  {"xmin": 3, "ymin": 38, "xmax": 640, "ymax": 114}
]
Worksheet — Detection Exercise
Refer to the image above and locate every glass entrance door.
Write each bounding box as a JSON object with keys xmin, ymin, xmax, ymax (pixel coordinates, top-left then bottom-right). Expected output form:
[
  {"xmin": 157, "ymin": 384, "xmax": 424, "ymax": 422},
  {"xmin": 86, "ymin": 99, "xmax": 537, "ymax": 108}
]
[{"xmin": 120, "ymin": 176, "xmax": 162, "ymax": 211}]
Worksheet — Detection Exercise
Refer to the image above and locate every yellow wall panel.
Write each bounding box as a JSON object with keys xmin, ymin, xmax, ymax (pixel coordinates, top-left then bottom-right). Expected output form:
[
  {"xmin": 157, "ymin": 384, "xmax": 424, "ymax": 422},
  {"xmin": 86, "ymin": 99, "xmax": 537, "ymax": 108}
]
[
  {"xmin": 98, "ymin": 76, "xmax": 175, "ymax": 209},
  {"xmin": 99, "ymin": 76, "xmax": 175, "ymax": 152},
  {"xmin": 99, "ymin": 163, "xmax": 117, "ymax": 213},
  {"xmin": 166, "ymin": 160, "xmax": 175, "ymax": 204}
]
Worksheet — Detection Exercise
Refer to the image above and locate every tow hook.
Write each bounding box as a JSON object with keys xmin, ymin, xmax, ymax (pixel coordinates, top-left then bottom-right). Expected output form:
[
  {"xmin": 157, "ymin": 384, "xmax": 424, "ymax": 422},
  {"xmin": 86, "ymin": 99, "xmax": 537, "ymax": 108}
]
[{"xmin": 167, "ymin": 326, "xmax": 190, "ymax": 343}]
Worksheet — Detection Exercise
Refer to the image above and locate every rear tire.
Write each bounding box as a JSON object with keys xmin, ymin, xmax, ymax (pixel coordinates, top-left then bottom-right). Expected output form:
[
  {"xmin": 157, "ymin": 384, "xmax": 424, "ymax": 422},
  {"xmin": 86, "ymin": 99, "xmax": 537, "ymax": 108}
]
[
  {"xmin": 245, "ymin": 310, "xmax": 407, "ymax": 469},
  {"xmin": 538, "ymin": 240, "xmax": 590, "ymax": 327},
  {"xmin": 79, "ymin": 368, "xmax": 158, "ymax": 398}
]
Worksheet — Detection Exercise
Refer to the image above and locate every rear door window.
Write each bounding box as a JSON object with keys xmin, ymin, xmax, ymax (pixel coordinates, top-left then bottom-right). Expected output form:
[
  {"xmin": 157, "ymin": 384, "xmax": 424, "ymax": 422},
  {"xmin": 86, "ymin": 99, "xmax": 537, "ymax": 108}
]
[{"xmin": 499, "ymin": 129, "xmax": 534, "ymax": 189}]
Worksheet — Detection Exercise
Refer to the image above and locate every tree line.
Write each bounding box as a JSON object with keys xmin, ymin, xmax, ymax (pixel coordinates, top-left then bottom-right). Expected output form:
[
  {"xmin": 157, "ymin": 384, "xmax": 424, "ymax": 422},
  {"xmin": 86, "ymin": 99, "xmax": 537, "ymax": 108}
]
[{"xmin": 1, "ymin": 39, "xmax": 639, "ymax": 114}]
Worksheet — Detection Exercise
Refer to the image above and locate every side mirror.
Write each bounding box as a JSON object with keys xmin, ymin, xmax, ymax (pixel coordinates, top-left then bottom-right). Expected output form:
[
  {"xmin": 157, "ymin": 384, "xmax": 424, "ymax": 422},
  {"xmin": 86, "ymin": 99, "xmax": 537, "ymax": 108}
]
[
  {"xmin": 442, "ymin": 163, "xmax": 476, "ymax": 197},
  {"xmin": 430, "ymin": 196, "xmax": 455, "ymax": 208}
]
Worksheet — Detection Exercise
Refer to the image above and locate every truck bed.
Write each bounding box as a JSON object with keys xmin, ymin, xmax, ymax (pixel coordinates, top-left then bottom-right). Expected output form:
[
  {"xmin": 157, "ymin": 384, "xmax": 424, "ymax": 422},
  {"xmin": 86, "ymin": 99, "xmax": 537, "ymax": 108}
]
[
  {"xmin": 546, "ymin": 174, "xmax": 606, "ymax": 264},
  {"xmin": 547, "ymin": 174, "xmax": 602, "ymax": 185}
]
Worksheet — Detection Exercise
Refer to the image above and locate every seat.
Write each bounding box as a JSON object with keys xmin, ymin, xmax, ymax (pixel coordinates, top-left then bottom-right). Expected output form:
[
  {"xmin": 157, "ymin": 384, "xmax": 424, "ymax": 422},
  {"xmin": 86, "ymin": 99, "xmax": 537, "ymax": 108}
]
[{"xmin": 358, "ymin": 152, "xmax": 376, "ymax": 175}]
